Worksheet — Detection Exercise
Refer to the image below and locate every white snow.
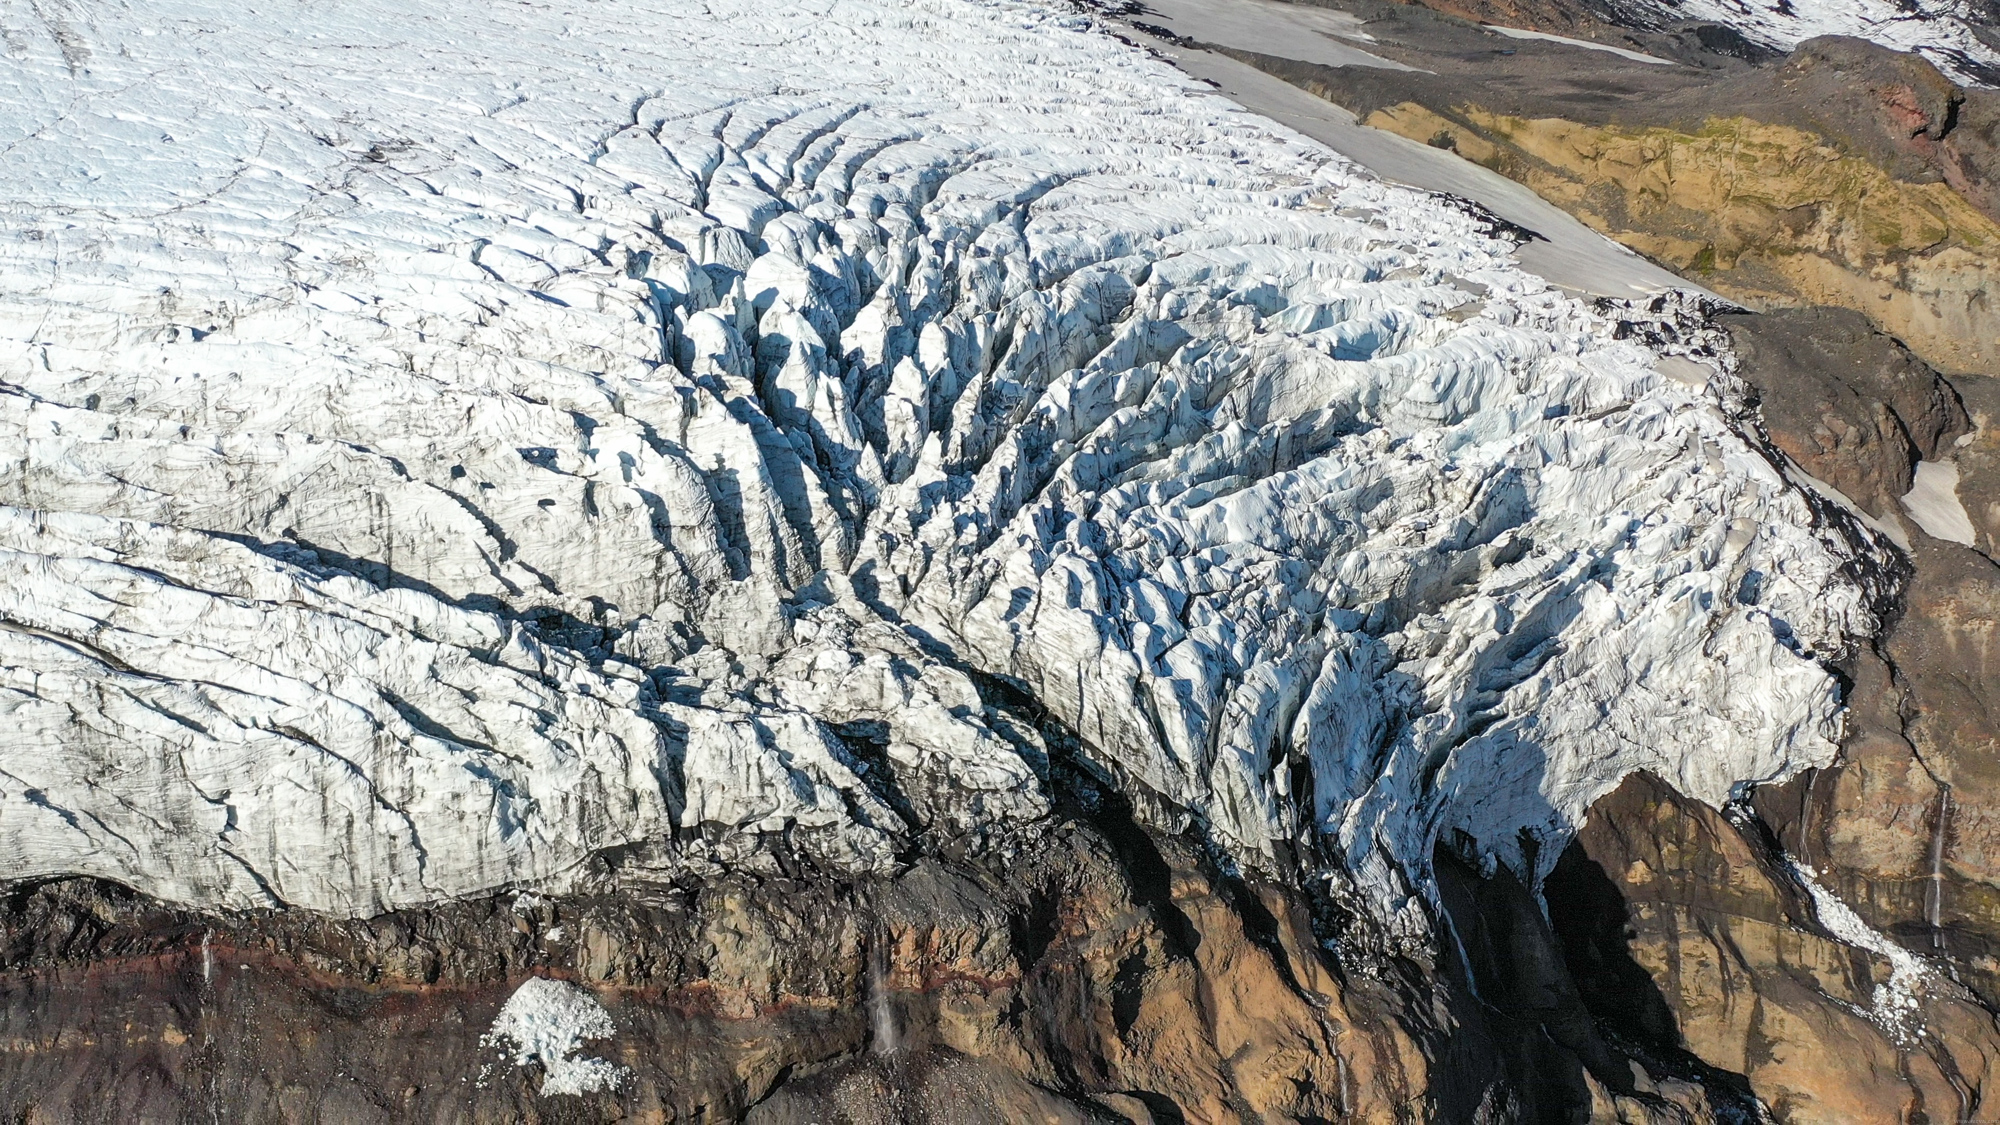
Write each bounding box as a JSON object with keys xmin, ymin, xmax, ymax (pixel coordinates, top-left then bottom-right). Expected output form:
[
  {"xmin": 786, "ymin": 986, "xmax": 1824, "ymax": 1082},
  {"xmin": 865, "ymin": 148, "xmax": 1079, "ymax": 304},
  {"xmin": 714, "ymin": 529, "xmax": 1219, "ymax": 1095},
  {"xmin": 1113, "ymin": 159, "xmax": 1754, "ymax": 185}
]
[
  {"xmin": 0, "ymin": 0, "xmax": 1881, "ymax": 935},
  {"xmin": 482, "ymin": 978, "xmax": 630, "ymax": 1097},
  {"xmin": 1903, "ymin": 460, "xmax": 1978, "ymax": 546},
  {"xmin": 1484, "ymin": 25, "xmax": 1678, "ymax": 65},
  {"xmin": 1791, "ymin": 861, "xmax": 1935, "ymax": 1043},
  {"xmin": 1655, "ymin": 0, "xmax": 2000, "ymax": 84},
  {"xmin": 1655, "ymin": 356, "xmax": 1716, "ymax": 390}
]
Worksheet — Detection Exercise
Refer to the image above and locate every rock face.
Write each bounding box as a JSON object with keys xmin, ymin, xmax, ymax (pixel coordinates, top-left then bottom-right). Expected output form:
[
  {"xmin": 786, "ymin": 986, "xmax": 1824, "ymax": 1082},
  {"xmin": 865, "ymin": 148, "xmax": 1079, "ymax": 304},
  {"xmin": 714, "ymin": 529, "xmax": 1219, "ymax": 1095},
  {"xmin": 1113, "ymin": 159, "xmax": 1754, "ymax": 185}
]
[
  {"xmin": 1716, "ymin": 296, "xmax": 2000, "ymax": 1033},
  {"xmin": 0, "ymin": 793, "xmax": 1435, "ymax": 1124},
  {"xmin": 1721, "ymin": 306, "xmax": 1969, "ymax": 522},
  {"xmin": 0, "ymin": 0, "xmax": 1990, "ymax": 1120},
  {"xmin": 1556, "ymin": 773, "xmax": 2000, "ymax": 1124}
]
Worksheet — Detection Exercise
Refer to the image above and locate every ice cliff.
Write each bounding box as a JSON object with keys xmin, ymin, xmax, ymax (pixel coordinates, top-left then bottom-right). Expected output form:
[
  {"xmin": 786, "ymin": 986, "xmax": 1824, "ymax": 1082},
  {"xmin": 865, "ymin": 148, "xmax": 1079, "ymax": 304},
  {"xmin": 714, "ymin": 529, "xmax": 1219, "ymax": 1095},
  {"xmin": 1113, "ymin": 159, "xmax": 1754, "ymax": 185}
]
[{"xmin": 0, "ymin": 0, "xmax": 1879, "ymax": 931}]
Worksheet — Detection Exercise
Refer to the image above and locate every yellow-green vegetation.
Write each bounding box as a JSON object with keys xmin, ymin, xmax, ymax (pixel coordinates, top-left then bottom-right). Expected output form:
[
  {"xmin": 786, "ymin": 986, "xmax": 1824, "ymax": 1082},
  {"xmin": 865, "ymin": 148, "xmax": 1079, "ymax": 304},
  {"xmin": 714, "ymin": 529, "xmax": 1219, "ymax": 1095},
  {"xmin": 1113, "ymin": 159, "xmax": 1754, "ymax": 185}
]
[{"xmin": 1364, "ymin": 102, "xmax": 2000, "ymax": 373}]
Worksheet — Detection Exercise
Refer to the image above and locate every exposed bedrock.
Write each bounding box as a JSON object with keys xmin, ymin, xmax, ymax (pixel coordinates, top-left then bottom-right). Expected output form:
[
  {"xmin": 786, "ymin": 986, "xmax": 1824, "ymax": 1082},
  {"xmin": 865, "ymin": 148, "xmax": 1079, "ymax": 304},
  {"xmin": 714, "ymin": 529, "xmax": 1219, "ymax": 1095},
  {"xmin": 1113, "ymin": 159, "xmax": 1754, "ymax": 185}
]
[
  {"xmin": 1755, "ymin": 534, "xmax": 2000, "ymax": 999},
  {"xmin": 1723, "ymin": 305, "xmax": 2000, "ymax": 1005},
  {"xmin": 0, "ymin": 775, "xmax": 1793, "ymax": 1124},
  {"xmin": 1720, "ymin": 308, "xmax": 1968, "ymax": 522},
  {"xmin": 1229, "ymin": 32, "xmax": 2000, "ymax": 375},
  {"xmin": 0, "ymin": 774, "xmax": 1425, "ymax": 1125},
  {"xmin": 1558, "ymin": 773, "xmax": 2000, "ymax": 1124}
]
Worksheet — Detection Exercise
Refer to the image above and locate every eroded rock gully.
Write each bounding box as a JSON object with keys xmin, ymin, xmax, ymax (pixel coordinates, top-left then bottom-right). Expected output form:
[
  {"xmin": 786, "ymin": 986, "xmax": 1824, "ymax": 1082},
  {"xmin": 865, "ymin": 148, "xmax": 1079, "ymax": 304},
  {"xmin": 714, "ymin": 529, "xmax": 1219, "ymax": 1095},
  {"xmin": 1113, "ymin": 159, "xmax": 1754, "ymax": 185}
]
[{"xmin": 1553, "ymin": 774, "xmax": 2000, "ymax": 1124}]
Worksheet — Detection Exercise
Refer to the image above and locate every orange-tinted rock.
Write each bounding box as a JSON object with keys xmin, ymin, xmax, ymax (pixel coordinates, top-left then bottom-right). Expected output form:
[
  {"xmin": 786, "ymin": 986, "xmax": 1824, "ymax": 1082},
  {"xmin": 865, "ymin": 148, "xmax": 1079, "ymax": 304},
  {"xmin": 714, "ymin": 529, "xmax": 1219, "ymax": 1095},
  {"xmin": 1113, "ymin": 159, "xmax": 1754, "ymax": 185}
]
[{"xmin": 1563, "ymin": 773, "xmax": 2000, "ymax": 1124}]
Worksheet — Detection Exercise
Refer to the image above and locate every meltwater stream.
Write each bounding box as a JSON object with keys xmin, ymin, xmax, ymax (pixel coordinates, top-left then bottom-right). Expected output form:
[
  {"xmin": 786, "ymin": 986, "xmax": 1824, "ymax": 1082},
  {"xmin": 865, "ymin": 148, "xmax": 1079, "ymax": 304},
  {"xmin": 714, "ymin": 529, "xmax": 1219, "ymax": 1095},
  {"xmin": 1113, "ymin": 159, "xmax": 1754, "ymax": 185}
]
[
  {"xmin": 1931, "ymin": 785, "xmax": 1955, "ymax": 948},
  {"xmin": 868, "ymin": 932, "xmax": 902, "ymax": 1056}
]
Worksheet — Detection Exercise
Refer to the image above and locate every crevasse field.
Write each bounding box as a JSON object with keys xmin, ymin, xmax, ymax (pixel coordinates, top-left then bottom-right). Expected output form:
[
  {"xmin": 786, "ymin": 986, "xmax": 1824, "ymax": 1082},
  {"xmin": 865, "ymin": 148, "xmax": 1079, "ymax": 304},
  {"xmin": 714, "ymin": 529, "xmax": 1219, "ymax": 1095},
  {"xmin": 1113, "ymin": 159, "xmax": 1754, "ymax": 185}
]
[{"xmin": 0, "ymin": 0, "xmax": 1873, "ymax": 953}]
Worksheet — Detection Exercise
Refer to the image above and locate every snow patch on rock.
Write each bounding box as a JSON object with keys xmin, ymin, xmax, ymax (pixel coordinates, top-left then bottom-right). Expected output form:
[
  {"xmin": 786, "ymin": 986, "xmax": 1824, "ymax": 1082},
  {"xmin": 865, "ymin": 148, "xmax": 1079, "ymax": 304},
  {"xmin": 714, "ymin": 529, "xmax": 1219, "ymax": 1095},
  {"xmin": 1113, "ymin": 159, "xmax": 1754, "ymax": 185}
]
[
  {"xmin": 1791, "ymin": 861, "xmax": 1937, "ymax": 1044},
  {"xmin": 482, "ymin": 978, "xmax": 630, "ymax": 1097},
  {"xmin": 1485, "ymin": 25, "xmax": 1678, "ymax": 65},
  {"xmin": 1903, "ymin": 460, "xmax": 1978, "ymax": 546}
]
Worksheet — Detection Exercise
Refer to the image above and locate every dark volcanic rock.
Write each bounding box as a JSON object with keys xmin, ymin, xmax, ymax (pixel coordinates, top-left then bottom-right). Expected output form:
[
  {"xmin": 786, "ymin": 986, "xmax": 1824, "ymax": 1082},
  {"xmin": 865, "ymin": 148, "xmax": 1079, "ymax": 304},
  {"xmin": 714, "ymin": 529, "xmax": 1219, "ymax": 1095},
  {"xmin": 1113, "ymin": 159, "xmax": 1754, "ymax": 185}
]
[
  {"xmin": 1761, "ymin": 539, "xmax": 2000, "ymax": 1010},
  {"xmin": 1721, "ymin": 306, "xmax": 1968, "ymax": 520}
]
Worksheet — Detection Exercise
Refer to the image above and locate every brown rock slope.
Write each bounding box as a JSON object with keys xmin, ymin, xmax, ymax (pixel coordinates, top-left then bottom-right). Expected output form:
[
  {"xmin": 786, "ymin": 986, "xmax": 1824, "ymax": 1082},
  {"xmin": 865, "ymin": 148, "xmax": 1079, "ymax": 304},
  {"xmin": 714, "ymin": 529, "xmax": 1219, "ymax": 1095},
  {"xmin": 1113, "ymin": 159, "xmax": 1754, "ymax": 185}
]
[
  {"xmin": 0, "ymin": 760, "xmax": 1441, "ymax": 1124},
  {"xmin": 1224, "ymin": 21, "xmax": 2000, "ymax": 374},
  {"xmin": 0, "ymin": 713, "xmax": 1809, "ymax": 1122},
  {"xmin": 1555, "ymin": 773, "xmax": 2000, "ymax": 1124}
]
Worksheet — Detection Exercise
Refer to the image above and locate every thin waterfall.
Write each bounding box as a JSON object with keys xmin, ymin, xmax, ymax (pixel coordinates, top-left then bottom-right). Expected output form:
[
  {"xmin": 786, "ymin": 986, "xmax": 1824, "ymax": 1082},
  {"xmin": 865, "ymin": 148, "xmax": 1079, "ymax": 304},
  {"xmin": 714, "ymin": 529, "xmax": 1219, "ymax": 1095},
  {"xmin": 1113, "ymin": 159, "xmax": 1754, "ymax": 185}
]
[
  {"xmin": 1929, "ymin": 785, "xmax": 1954, "ymax": 948},
  {"xmin": 867, "ymin": 928, "xmax": 901, "ymax": 1056},
  {"xmin": 1438, "ymin": 907, "xmax": 1485, "ymax": 1004}
]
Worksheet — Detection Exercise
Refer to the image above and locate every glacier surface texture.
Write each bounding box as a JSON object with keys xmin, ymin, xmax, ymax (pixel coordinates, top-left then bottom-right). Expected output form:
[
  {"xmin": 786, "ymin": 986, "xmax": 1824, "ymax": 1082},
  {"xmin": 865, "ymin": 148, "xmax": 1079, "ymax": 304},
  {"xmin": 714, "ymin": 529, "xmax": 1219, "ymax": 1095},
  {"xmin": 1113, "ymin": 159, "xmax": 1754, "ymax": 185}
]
[
  {"xmin": 0, "ymin": 0, "xmax": 1878, "ymax": 932},
  {"xmin": 1650, "ymin": 0, "xmax": 2000, "ymax": 84}
]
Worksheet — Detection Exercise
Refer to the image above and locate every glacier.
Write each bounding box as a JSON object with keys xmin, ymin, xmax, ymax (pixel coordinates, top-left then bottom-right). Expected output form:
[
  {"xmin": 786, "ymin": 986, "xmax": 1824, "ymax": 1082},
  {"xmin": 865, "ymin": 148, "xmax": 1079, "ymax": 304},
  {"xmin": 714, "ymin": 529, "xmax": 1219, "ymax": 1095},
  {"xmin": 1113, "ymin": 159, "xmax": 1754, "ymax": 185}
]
[
  {"xmin": 0, "ymin": 0, "xmax": 1881, "ymax": 936},
  {"xmin": 1642, "ymin": 0, "xmax": 2000, "ymax": 84}
]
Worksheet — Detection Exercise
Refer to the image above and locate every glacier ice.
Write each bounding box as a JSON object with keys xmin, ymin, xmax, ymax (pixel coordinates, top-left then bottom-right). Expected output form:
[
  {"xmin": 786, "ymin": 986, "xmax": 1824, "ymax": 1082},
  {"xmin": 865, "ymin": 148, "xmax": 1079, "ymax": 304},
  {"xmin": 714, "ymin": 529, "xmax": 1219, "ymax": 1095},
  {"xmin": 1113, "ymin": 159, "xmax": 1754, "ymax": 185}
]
[
  {"xmin": 0, "ymin": 0, "xmax": 1883, "ymax": 931},
  {"xmin": 1644, "ymin": 0, "xmax": 2000, "ymax": 84}
]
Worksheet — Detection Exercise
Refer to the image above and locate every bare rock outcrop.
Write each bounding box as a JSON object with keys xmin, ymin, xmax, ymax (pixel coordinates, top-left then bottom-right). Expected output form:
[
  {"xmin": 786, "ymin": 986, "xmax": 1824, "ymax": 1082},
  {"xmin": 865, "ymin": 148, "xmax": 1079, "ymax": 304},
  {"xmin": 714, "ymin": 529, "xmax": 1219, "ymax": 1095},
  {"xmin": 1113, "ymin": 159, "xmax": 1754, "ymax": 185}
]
[
  {"xmin": 1558, "ymin": 773, "xmax": 2000, "ymax": 1124},
  {"xmin": 1230, "ymin": 32, "xmax": 2000, "ymax": 374},
  {"xmin": 1720, "ymin": 306, "xmax": 1968, "ymax": 521},
  {"xmin": 0, "ymin": 789, "xmax": 1435, "ymax": 1124}
]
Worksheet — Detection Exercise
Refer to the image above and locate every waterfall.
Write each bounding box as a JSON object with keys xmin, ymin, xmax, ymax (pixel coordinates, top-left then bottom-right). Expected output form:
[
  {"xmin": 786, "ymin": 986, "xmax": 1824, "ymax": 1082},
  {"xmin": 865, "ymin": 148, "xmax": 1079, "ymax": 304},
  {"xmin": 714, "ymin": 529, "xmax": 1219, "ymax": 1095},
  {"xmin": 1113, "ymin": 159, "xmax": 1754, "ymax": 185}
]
[
  {"xmin": 1438, "ymin": 907, "xmax": 1485, "ymax": 1004},
  {"xmin": 867, "ymin": 930, "xmax": 901, "ymax": 1056},
  {"xmin": 1929, "ymin": 785, "xmax": 1954, "ymax": 948}
]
